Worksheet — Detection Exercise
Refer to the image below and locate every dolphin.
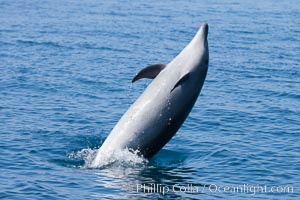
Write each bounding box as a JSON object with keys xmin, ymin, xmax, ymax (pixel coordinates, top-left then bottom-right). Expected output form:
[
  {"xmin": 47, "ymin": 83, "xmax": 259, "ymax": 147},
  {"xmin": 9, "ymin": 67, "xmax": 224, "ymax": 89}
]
[{"xmin": 91, "ymin": 23, "xmax": 209, "ymax": 167}]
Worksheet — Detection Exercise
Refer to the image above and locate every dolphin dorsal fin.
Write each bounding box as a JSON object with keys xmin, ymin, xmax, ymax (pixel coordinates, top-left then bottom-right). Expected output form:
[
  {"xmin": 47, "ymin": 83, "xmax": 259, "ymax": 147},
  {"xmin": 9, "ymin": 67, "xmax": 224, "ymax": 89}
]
[
  {"xmin": 132, "ymin": 64, "xmax": 166, "ymax": 83},
  {"xmin": 170, "ymin": 73, "xmax": 190, "ymax": 92}
]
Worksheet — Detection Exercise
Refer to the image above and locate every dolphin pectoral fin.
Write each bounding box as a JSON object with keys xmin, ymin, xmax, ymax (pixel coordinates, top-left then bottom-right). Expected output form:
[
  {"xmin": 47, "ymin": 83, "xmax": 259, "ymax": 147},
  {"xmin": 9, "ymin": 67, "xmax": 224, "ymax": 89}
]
[
  {"xmin": 132, "ymin": 64, "xmax": 166, "ymax": 83},
  {"xmin": 170, "ymin": 73, "xmax": 190, "ymax": 92}
]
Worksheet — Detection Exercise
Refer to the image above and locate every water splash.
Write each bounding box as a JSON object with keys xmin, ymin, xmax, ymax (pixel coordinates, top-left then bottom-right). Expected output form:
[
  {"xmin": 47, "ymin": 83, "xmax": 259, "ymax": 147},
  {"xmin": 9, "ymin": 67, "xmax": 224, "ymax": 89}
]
[
  {"xmin": 67, "ymin": 148, "xmax": 98, "ymax": 168},
  {"xmin": 68, "ymin": 148, "xmax": 148, "ymax": 169}
]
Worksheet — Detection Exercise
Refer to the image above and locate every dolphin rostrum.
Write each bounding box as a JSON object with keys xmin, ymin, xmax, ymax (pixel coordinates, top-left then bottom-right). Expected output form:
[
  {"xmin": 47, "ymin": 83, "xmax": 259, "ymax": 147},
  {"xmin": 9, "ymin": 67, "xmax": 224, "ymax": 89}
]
[{"xmin": 91, "ymin": 23, "xmax": 209, "ymax": 167}]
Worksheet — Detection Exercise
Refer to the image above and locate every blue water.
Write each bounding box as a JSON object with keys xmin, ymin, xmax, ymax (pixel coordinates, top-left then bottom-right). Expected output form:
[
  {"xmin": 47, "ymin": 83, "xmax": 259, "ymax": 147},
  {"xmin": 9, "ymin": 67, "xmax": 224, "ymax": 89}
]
[{"xmin": 1, "ymin": 0, "xmax": 299, "ymax": 199}]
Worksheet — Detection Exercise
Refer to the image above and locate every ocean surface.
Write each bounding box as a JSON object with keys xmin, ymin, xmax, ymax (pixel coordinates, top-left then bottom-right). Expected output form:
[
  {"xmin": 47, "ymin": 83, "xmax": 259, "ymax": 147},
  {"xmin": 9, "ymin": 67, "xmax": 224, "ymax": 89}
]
[{"xmin": 1, "ymin": 0, "xmax": 299, "ymax": 199}]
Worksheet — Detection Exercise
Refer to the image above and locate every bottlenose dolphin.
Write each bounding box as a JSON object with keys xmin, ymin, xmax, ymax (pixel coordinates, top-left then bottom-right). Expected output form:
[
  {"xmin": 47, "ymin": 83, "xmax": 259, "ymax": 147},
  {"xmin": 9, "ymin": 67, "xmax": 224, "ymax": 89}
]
[{"xmin": 91, "ymin": 23, "xmax": 209, "ymax": 167}]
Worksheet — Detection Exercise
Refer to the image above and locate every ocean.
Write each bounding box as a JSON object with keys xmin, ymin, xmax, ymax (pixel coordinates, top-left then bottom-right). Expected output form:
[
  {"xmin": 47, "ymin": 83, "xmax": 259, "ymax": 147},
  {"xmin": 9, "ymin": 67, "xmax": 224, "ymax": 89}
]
[{"xmin": 0, "ymin": 0, "xmax": 299, "ymax": 199}]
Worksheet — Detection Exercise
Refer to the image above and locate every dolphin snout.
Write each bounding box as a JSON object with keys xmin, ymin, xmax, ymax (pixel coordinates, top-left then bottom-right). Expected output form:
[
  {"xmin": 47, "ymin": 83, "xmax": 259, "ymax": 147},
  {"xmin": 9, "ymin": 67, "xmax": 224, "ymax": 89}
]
[{"xmin": 202, "ymin": 23, "xmax": 209, "ymax": 39}]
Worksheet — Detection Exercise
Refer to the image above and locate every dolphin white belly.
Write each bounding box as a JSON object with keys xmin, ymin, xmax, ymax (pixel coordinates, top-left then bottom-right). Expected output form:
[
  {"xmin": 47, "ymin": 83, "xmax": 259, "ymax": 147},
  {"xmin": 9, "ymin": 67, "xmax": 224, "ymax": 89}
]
[{"xmin": 91, "ymin": 23, "xmax": 209, "ymax": 167}]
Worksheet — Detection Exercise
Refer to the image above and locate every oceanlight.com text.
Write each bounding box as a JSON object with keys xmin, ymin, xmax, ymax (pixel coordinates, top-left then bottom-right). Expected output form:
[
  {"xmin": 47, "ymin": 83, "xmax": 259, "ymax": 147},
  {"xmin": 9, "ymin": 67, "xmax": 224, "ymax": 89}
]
[{"xmin": 135, "ymin": 183, "xmax": 294, "ymax": 196}]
